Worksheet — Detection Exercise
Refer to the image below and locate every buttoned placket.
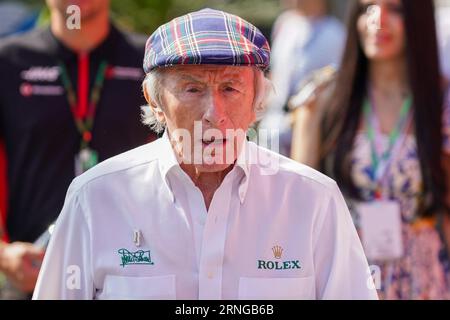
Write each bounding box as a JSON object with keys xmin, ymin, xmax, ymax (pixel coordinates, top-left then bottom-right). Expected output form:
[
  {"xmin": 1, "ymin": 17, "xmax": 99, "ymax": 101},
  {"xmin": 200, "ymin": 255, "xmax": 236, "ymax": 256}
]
[
  {"xmin": 174, "ymin": 167, "xmax": 238, "ymax": 300},
  {"xmin": 159, "ymin": 133, "xmax": 250, "ymax": 299},
  {"xmin": 197, "ymin": 171, "xmax": 235, "ymax": 300}
]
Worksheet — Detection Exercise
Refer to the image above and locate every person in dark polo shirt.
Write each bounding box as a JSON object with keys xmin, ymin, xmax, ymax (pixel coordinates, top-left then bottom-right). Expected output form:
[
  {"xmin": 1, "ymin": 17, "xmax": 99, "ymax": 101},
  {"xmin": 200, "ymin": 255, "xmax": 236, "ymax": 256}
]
[{"xmin": 0, "ymin": 0, "xmax": 154, "ymax": 295}]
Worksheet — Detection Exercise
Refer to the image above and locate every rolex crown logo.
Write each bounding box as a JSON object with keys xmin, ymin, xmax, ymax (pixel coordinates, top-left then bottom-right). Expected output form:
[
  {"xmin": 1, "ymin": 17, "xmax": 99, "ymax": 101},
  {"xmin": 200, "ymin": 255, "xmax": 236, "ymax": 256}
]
[
  {"xmin": 272, "ymin": 246, "xmax": 283, "ymax": 259},
  {"xmin": 258, "ymin": 246, "xmax": 300, "ymax": 270}
]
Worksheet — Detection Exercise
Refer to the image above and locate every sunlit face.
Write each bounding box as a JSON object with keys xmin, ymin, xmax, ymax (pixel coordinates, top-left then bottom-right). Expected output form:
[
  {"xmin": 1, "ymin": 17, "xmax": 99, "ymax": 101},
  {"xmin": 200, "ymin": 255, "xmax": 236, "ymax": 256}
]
[
  {"xmin": 46, "ymin": 0, "xmax": 109, "ymax": 21},
  {"xmin": 357, "ymin": 0, "xmax": 405, "ymax": 61},
  {"xmin": 151, "ymin": 65, "xmax": 256, "ymax": 173}
]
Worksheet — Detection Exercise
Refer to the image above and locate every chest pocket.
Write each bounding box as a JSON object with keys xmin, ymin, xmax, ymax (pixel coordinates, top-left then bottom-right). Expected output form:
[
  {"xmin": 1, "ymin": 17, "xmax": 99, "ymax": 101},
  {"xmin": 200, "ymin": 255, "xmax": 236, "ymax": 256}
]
[
  {"xmin": 238, "ymin": 276, "xmax": 315, "ymax": 300},
  {"xmin": 99, "ymin": 274, "xmax": 176, "ymax": 300}
]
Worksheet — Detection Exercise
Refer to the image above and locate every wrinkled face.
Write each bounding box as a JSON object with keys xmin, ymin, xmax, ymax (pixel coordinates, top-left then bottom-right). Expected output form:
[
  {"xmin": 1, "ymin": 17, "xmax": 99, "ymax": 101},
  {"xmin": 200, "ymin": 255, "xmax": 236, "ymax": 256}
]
[
  {"xmin": 46, "ymin": 0, "xmax": 109, "ymax": 21},
  {"xmin": 357, "ymin": 0, "xmax": 405, "ymax": 61},
  {"xmin": 154, "ymin": 65, "xmax": 256, "ymax": 173}
]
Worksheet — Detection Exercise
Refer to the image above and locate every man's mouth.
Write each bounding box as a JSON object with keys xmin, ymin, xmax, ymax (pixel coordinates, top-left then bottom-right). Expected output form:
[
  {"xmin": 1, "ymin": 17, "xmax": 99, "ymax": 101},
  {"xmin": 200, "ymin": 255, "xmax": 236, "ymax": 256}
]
[{"xmin": 202, "ymin": 136, "xmax": 227, "ymax": 146}]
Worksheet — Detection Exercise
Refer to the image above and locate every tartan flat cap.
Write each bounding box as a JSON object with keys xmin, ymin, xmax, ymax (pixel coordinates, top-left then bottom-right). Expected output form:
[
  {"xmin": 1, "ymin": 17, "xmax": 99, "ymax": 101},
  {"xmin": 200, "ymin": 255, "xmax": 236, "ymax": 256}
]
[{"xmin": 143, "ymin": 8, "xmax": 270, "ymax": 73}]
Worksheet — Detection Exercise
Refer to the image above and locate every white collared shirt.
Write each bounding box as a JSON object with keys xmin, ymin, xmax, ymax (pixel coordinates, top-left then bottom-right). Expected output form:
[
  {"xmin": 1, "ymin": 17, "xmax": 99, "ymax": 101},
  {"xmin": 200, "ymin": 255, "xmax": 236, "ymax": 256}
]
[{"xmin": 33, "ymin": 133, "xmax": 378, "ymax": 300}]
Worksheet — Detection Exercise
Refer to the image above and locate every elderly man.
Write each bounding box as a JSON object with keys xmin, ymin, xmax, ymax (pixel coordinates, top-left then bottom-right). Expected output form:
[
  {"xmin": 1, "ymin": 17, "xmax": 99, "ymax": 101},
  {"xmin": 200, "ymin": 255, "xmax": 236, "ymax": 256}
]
[{"xmin": 33, "ymin": 8, "xmax": 377, "ymax": 300}]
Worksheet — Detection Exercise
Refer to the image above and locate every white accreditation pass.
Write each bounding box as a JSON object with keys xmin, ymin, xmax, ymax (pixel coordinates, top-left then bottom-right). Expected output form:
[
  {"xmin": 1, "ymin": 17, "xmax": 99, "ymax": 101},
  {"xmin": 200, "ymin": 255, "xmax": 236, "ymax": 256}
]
[{"xmin": 357, "ymin": 200, "xmax": 404, "ymax": 261}]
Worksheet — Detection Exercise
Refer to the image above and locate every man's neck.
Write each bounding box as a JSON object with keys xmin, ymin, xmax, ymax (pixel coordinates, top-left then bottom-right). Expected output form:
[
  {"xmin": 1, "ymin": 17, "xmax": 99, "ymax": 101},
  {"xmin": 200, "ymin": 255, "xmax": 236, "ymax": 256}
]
[
  {"xmin": 50, "ymin": 10, "xmax": 110, "ymax": 53},
  {"xmin": 181, "ymin": 164, "xmax": 233, "ymax": 211}
]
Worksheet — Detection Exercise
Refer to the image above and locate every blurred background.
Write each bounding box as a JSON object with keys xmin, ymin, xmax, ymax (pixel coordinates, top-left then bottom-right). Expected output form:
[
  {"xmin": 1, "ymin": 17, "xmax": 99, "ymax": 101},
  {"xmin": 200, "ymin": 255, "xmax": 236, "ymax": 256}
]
[
  {"xmin": 0, "ymin": 0, "xmax": 447, "ymax": 36},
  {"xmin": 0, "ymin": 0, "xmax": 348, "ymax": 39},
  {"xmin": 1, "ymin": 0, "xmax": 447, "ymax": 83}
]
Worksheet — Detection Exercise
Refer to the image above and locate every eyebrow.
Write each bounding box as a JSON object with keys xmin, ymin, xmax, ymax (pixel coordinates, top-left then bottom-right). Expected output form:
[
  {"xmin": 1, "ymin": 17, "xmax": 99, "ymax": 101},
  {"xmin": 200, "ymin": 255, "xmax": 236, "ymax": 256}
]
[
  {"xmin": 179, "ymin": 74, "xmax": 203, "ymax": 82},
  {"xmin": 224, "ymin": 79, "xmax": 245, "ymax": 86},
  {"xmin": 178, "ymin": 74, "xmax": 245, "ymax": 85}
]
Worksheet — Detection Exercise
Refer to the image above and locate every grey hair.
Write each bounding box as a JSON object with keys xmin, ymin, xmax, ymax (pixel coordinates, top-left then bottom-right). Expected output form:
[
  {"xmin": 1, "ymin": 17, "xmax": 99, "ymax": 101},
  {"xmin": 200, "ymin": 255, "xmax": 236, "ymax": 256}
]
[
  {"xmin": 140, "ymin": 67, "xmax": 272, "ymax": 134},
  {"xmin": 140, "ymin": 69, "xmax": 166, "ymax": 134}
]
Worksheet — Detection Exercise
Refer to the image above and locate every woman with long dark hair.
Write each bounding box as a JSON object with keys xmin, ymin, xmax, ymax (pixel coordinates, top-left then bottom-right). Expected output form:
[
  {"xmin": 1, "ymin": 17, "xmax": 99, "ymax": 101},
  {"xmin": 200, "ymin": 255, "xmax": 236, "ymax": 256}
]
[{"xmin": 291, "ymin": 0, "xmax": 450, "ymax": 299}]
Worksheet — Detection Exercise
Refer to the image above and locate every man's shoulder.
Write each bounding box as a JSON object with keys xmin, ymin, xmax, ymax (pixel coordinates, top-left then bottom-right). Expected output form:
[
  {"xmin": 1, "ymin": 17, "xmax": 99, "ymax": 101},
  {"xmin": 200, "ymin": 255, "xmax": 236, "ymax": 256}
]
[
  {"xmin": 114, "ymin": 25, "xmax": 147, "ymax": 51},
  {"xmin": 249, "ymin": 143, "xmax": 338, "ymax": 192},
  {"xmin": 111, "ymin": 25, "xmax": 148, "ymax": 67},
  {"xmin": 70, "ymin": 138, "xmax": 163, "ymax": 191},
  {"xmin": 0, "ymin": 27, "xmax": 49, "ymax": 59}
]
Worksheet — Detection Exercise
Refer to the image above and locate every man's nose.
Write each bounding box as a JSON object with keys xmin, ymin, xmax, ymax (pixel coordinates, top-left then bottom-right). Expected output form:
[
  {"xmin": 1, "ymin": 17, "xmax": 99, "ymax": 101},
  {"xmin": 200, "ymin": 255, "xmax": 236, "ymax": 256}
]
[{"xmin": 202, "ymin": 91, "xmax": 226, "ymax": 127}]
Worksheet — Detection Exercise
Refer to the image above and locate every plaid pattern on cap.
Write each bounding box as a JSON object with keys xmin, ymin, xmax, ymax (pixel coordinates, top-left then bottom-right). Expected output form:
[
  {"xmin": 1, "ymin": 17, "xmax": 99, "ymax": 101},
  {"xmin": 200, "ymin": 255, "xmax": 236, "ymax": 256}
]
[{"xmin": 143, "ymin": 8, "xmax": 270, "ymax": 73}]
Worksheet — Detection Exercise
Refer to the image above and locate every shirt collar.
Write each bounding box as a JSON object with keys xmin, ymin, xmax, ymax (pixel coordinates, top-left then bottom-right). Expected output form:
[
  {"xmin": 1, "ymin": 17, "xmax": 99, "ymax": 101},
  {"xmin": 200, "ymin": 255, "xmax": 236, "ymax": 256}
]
[
  {"xmin": 157, "ymin": 130, "xmax": 251, "ymax": 204},
  {"xmin": 158, "ymin": 131, "xmax": 182, "ymax": 203},
  {"xmin": 234, "ymin": 138, "xmax": 250, "ymax": 204}
]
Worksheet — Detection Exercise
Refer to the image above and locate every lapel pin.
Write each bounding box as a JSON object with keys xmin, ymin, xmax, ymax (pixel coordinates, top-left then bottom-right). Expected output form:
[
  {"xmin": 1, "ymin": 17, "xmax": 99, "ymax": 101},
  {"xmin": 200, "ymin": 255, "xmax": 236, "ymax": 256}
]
[{"xmin": 133, "ymin": 229, "xmax": 142, "ymax": 247}]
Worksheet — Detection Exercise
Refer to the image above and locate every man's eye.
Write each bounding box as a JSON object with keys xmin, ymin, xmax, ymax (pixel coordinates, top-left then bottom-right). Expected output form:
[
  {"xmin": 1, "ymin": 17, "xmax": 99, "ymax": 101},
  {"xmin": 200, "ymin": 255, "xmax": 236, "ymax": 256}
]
[
  {"xmin": 224, "ymin": 86, "xmax": 238, "ymax": 92},
  {"xmin": 187, "ymin": 87, "xmax": 201, "ymax": 93}
]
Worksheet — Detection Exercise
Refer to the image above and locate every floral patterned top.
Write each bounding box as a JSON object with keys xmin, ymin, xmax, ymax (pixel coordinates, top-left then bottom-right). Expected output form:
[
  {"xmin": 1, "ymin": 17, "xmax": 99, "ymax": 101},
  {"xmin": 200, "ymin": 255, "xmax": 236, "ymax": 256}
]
[{"xmin": 348, "ymin": 92, "xmax": 450, "ymax": 300}]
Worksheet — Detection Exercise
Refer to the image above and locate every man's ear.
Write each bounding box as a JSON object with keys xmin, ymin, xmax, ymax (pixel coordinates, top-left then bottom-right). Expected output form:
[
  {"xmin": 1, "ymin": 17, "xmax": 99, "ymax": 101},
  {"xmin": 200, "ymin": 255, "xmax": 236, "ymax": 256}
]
[{"xmin": 143, "ymin": 86, "xmax": 165, "ymax": 121}]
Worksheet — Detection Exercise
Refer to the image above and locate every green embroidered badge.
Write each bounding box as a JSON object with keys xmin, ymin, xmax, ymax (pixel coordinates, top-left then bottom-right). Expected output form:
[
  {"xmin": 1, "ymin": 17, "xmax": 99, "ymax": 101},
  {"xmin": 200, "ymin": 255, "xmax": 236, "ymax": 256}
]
[{"xmin": 118, "ymin": 248, "xmax": 155, "ymax": 267}]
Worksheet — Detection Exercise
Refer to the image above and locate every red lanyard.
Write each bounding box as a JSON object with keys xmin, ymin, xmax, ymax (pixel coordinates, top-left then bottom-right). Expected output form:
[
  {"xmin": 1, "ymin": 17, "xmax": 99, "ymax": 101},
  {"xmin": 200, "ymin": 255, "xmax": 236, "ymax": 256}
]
[{"xmin": 58, "ymin": 53, "xmax": 108, "ymax": 150}]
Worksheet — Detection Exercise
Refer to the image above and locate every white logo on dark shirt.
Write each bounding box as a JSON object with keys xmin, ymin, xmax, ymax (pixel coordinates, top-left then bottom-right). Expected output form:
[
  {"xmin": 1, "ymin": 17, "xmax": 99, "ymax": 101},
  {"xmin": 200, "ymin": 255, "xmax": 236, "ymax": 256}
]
[
  {"xmin": 106, "ymin": 66, "xmax": 143, "ymax": 80},
  {"xmin": 21, "ymin": 66, "xmax": 60, "ymax": 82},
  {"xmin": 20, "ymin": 82, "xmax": 64, "ymax": 97}
]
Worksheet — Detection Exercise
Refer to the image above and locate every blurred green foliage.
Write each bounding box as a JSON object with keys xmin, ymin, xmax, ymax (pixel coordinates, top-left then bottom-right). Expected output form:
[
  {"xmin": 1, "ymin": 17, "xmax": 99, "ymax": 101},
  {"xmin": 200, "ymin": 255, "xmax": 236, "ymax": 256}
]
[{"xmin": 15, "ymin": 0, "xmax": 281, "ymax": 38}]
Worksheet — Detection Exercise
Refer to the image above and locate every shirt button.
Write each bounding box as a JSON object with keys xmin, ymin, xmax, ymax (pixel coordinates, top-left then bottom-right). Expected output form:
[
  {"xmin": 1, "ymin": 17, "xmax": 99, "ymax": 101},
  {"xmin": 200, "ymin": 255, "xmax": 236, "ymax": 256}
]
[{"xmin": 207, "ymin": 272, "xmax": 214, "ymax": 279}]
